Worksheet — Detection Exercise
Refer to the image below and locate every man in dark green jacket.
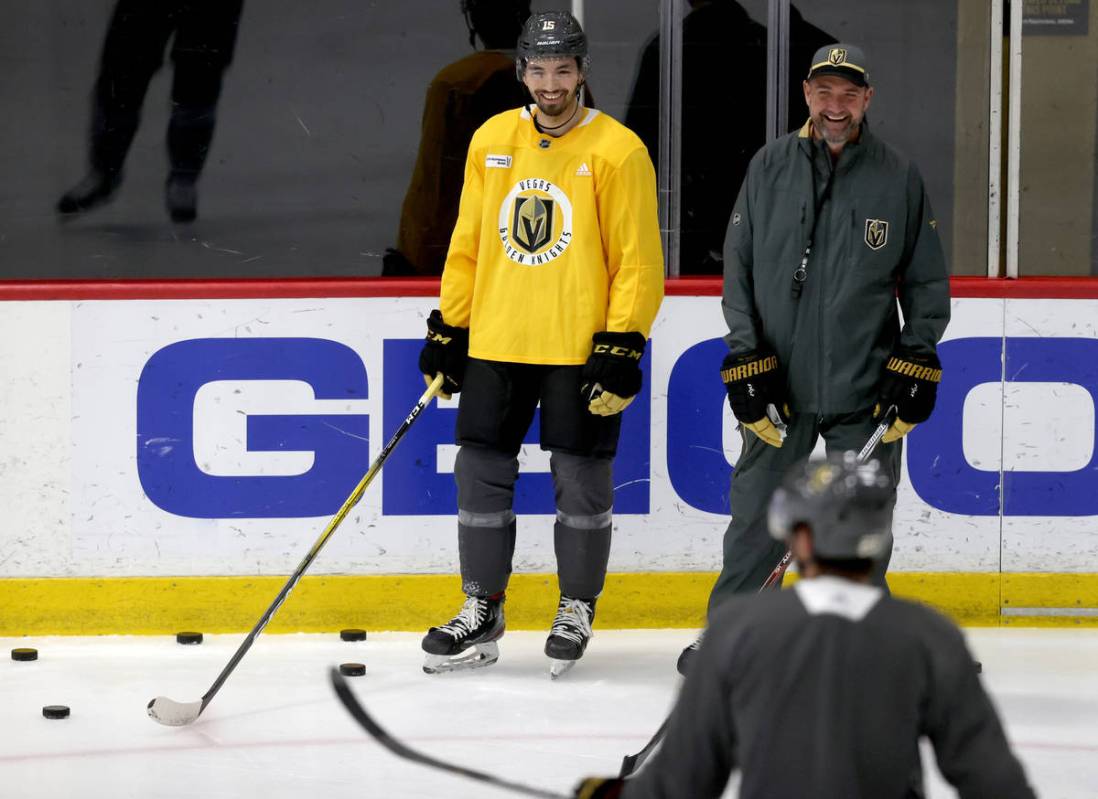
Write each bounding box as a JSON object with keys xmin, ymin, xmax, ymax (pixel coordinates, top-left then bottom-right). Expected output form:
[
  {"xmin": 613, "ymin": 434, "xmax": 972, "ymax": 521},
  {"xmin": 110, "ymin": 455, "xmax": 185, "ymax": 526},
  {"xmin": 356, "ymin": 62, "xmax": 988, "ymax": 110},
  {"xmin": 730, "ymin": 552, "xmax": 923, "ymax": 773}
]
[{"xmin": 681, "ymin": 44, "xmax": 950, "ymax": 673}]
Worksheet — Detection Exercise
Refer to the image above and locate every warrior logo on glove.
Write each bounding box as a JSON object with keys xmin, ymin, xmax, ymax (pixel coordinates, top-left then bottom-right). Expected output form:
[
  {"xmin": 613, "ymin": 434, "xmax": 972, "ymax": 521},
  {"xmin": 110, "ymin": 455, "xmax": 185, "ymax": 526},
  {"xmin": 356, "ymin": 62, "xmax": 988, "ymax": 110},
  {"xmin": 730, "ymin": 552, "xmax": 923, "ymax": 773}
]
[
  {"xmin": 721, "ymin": 353, "xmax": 778, "ymax": 384},
  {"xmin": 721, "ymin": 348, "xmax": 790, "ymax": 448},
  {"xmin": 874, "ymin": 348, "xmax": 942, "ymax": 443}
]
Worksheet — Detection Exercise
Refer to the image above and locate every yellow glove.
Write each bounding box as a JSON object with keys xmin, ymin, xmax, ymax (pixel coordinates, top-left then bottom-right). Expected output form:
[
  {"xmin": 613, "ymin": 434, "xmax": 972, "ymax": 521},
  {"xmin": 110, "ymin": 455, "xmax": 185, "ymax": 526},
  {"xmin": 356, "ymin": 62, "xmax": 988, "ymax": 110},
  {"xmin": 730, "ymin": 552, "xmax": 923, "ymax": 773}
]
[
  {"xmin": 881, "ymin": 416, "xmax": 916, "ymax": 443},
  {"xmin": 873, "ymin": 403, "xmax": 917, "ymax": 443},
  {"xmin": 588, "ymin": 390, "xmax": 634, "ymax": 416},
  {"xmin": 744, "ymin": 417, "xmax": 783, "ymax": 448},
  {"xmin": 574, "ymin": 777, "xmax": 625, "ymax": 799}
]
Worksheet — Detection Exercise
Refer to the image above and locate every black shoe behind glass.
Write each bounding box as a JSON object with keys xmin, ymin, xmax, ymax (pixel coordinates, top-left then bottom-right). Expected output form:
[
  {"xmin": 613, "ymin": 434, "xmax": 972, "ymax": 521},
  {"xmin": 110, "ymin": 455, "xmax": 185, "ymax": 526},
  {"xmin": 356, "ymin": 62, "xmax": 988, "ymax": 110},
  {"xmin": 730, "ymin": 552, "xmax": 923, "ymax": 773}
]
[{"xmin": 56, "ymin": 171, "xmax": 121, "ymax": 215}]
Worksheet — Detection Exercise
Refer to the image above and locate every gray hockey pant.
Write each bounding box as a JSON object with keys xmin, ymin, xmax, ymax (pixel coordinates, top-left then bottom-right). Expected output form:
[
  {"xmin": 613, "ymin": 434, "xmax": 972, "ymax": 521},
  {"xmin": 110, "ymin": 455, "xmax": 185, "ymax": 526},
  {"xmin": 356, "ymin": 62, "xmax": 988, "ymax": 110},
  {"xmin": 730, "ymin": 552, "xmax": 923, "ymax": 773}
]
[{"xmin": 455, "ymin": 445, "xmax": 613, "ymax": 599}]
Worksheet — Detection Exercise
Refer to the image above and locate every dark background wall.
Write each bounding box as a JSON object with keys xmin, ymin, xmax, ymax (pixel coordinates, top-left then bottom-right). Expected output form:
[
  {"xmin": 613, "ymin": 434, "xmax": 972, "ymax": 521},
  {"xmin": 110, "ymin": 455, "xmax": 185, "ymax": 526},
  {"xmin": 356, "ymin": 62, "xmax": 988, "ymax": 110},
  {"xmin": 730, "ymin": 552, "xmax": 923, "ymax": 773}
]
[
  {"xmin": 793, "ymin": 0, "xmax": 960, "ymax": 271},
  {"xmin": 0, "ymin": 0, "xmax": 657, "ymax": 279},
  {"xmin": 0, "ymin": 1, "xmax": 963, "ymax": 279}
]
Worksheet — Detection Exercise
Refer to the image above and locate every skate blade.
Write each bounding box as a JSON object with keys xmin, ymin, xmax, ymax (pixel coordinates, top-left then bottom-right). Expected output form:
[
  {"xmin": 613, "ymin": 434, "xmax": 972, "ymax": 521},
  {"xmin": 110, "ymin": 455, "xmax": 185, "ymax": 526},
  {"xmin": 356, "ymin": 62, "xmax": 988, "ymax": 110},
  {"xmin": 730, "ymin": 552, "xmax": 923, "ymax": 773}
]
[
  {"xmin": 423, "ymin": 642, "xmax": 499, "ymax": 674},
  {"xmin": 549, "ymin": 658, "xmax": 576, "ymax": 680}
]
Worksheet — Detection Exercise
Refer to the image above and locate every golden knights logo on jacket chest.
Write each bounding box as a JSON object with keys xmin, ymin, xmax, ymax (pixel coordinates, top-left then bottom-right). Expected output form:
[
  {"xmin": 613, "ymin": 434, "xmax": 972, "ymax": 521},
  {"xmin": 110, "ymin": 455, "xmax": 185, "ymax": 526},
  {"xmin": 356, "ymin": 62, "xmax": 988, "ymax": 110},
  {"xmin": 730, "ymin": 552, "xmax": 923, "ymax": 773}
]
[
  {"xmin": 498, "ymin": 178, "xmax": 574, "ymax": 265},
  {"xmin": 864, "ymin": 218, "xmax": 889, "ymax": 250}
]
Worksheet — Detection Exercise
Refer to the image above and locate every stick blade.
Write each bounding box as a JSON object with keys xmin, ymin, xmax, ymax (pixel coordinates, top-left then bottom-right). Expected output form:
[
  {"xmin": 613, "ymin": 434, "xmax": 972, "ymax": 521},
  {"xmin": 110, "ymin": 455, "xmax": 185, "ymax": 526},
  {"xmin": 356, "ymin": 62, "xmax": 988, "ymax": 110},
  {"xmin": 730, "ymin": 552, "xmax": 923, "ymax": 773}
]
[
  {"xmin": 147, "ymin": 696, "xmax": 203, "ymax": 726},
  {"xmin": 329, "ymin": 668, "xmax": 568, "ymax": 799},
  {"xmin": 619, "ymin": 753, "xmax": 640, "ymax": 779}
]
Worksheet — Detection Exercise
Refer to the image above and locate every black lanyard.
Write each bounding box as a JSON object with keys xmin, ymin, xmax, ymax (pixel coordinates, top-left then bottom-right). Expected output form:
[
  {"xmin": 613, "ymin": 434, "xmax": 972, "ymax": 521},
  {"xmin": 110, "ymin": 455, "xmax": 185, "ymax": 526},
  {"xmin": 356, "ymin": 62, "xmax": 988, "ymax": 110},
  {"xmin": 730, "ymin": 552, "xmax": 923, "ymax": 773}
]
[{"xmin": 792, "ymin": 154, "xmax": 836, "ymax": 299}]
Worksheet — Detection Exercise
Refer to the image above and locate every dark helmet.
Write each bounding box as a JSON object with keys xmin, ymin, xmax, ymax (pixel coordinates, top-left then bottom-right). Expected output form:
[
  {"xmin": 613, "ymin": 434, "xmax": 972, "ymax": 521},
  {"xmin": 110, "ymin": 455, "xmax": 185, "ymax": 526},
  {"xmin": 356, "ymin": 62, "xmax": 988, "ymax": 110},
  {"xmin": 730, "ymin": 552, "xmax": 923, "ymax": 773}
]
[
  {"xmin": 767, "ymin": 452, "xmax": 894, "ymax": 560},
  {"xmin": 515, "ymin": 10, "xmax": 590, "ymax": 80}
]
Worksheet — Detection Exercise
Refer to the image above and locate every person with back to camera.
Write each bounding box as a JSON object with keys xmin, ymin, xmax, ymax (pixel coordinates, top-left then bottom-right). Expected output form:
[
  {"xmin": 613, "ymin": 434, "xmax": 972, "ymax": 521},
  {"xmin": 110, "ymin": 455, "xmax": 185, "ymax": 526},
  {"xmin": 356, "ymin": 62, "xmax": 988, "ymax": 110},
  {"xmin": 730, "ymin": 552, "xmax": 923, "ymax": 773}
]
[
  {"xmin": 416, "ymin": 10, "xmax": 664, "ymax": 679},
  {"xmin": 573, "ymin": 453, "xmax": 1037, "ymax": 799}
]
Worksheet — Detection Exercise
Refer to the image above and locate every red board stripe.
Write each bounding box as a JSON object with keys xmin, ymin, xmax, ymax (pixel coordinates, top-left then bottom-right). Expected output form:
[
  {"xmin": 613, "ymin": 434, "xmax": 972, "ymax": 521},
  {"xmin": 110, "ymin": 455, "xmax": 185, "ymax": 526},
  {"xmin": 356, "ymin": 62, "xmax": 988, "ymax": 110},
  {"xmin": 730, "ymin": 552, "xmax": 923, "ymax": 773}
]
[{"xmin": 1, "ymin": 276, "xmax": 1097, "ymax": 301}]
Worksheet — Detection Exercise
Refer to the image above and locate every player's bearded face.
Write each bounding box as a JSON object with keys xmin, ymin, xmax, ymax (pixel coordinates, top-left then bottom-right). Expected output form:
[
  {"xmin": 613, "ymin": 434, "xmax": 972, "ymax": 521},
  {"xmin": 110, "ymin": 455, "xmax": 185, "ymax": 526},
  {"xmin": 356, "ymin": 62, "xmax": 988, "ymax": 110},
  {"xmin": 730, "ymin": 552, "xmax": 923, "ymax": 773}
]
[
  {"xmin": 803, "ymin": 75, "xmax": 874, "ymax": 148},
  {"xmin": 523, "ymin": 57, "xmax": 583, "ymax": 120}
]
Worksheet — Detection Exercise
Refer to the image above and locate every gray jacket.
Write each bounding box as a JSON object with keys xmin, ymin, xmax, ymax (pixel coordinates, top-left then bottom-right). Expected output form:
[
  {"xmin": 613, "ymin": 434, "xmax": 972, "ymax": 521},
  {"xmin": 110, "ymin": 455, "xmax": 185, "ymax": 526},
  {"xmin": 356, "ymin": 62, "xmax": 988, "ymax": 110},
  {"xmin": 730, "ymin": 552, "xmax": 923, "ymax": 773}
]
[
  {"xmin": 722, "ymin": 121, "xmax": 950, "ymax": 414},
  {"xmin": 623, "ymin": 577, "xmax": 1036, "ymax": 799}
]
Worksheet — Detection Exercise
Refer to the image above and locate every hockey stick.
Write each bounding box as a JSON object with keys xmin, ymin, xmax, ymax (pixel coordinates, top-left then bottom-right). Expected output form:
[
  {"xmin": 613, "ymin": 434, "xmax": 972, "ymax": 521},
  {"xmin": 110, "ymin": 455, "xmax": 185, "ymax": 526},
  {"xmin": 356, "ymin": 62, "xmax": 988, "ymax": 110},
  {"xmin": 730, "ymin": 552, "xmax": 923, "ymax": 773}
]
[
  {"xmin": 617, "ymin": 405, "xmax": 899, "ymax": 777},
  {"xmin": 618, "ymin": 716, "xmax": 669, "ymax": 779},
  {"xmin": 147, "ymin": 374, "xmax": 445, "ymax": 726},
  {"xmin": 330, "ymin": 668, "xmax": 570, "ymax": 799},
  {"xmin": 758, "ymin": 404, "xmax": 898, "ymax": 590}
]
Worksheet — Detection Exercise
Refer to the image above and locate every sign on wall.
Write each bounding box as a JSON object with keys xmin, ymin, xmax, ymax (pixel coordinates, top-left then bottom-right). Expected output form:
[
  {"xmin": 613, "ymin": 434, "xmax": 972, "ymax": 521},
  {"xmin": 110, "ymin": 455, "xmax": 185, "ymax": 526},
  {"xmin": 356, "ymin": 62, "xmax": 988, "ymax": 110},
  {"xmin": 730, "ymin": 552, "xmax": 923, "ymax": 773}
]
[{"xmin": 0, "ymin": 296, "xmax": 1095, "ymax": 578}]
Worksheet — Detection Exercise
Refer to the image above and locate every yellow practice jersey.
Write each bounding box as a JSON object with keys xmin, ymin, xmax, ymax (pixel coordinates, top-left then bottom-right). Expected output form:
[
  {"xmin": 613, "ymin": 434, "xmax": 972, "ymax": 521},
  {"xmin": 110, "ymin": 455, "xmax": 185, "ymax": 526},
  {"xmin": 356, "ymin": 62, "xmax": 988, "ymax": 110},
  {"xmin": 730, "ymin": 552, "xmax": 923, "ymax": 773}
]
[{"xmin": 439, "ymin": 105, "xmax": 664, "ymax": 365}]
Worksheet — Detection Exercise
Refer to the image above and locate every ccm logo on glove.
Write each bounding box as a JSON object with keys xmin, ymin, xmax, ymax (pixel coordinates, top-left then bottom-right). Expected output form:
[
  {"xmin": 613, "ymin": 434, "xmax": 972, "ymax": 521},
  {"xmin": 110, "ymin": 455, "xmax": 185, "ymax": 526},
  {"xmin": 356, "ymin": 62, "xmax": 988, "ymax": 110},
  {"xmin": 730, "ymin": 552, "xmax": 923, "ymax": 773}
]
[
  {"xmin": 592, "ymin": 342, "xmax": 643, "ymax": 361},
  {"xmin": 581, "ymin": 331, "xmax": 647, "ymax": 417},
  {"xmin": 426, "ymin": 329, "xmax": 457, "ymax": 346}
]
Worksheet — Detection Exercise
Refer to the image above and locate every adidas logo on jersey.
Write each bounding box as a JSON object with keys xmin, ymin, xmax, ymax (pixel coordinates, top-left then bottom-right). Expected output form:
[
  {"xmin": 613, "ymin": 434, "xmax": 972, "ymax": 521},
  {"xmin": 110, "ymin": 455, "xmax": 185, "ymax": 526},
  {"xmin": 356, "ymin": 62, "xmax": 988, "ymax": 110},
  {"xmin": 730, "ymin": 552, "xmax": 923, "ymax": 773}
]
[{"xmin": 575, "ymin": 162, "xmax": 592, "ymax": 176}]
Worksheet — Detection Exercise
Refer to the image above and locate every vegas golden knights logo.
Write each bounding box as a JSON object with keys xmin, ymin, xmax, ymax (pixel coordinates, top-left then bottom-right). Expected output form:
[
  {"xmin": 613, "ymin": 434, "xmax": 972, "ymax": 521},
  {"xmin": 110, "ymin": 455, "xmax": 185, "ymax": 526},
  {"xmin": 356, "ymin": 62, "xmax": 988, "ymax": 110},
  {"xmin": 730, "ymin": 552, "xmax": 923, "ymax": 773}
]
[
  {"xmin": 828, "ymin": 48, "xmax": 847, "ymax": 66},
  {"xmin": 512, "ymin": 196, "xmax": 554, "ymax": 253},
  {"xmin": 864, "ymin": 218, "xmax": 888, "ymax": 250},
  {"xmin": 498, "ymin": 178, "xmax": 574, "ymax": 266}
]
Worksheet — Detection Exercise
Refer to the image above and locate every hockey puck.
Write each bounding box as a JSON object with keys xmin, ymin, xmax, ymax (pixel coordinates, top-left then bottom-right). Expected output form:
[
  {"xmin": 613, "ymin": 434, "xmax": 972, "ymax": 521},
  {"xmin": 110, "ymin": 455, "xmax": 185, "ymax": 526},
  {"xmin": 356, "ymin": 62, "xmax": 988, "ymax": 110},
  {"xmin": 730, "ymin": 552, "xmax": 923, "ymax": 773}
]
[
  {"xmin": 339, "ymin": 662, "xmax": 366, "ymax": 677},
  {"xmin": 975, "ymin": 661, "xmax": 983, "ymax": 674},
  {"xmin": 175, "ymin": 631, "xmax": 203, "ymax": 645},
  {"xmin": 339, "ymin": 628, "xmax": 367, "ymax": 642},
  {"xmin": 42, "ymin": 705, "xmax": 70, "ymax": 720},
  {"xmin": 11, "ymin": 648, "xmax": 38, "ymax": 661}
]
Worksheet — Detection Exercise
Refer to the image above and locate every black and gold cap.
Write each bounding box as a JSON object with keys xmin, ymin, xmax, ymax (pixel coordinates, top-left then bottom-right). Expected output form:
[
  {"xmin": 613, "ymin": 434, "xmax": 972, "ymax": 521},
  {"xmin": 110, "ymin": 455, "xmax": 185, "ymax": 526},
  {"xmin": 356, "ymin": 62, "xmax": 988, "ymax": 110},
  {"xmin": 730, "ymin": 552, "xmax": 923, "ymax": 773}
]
[{"xmin": 807, "ymin": 44, "xmax": 869, "ymax": 87}]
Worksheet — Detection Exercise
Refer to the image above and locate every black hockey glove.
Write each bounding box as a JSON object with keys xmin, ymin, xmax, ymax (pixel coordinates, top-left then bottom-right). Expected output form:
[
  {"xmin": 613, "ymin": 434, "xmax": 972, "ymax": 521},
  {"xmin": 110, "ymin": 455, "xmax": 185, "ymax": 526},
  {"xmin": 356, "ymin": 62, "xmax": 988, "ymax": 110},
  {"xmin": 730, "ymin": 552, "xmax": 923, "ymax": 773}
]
[
  {"xmin": 721, "ymin": 347, "xmax": 789, "ymax": 449},
  {"xmin": 418, "ymin": 309, "xmax": 469, "ymax": 399},
  {"xmin": 580, "ymin": 331, "xmax": 646, "ymax": 416},
  {"xmin": 574, "ymin": 777, "xmax": 625, "ymax": 799},
  {"xmin": 874, "ymin": 347, "xmax": 942, "ymax": 443}
]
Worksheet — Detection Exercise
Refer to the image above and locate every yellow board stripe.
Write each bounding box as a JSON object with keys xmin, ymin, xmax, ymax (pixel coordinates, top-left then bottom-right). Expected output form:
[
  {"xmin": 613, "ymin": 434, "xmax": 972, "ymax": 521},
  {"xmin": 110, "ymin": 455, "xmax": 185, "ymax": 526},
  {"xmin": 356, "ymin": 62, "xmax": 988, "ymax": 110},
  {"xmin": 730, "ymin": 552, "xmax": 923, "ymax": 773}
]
[{"xmin": 2, "ymin": 572, "xmax": 1098, "ymax": 635}]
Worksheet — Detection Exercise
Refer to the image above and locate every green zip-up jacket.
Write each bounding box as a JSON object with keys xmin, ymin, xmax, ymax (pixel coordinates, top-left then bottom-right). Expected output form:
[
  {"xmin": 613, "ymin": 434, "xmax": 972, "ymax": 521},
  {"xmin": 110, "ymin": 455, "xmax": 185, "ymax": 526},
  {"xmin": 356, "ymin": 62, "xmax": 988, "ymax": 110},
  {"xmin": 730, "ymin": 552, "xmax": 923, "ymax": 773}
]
[{"xmin": 721, "ymin": 120, "xmax": 950, "ymax": 414}]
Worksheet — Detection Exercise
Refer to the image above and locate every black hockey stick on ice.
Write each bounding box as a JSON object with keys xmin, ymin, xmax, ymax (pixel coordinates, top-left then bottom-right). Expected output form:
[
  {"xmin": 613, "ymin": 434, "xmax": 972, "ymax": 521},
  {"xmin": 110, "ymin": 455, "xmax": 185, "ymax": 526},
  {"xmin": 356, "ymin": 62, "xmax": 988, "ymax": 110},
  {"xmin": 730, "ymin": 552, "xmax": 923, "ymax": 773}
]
[
  {"xmin": 618, "ymin": 716, "xmax": 669, "ymax": 779},
  {"xmin": 618, "ymin": 405, "xmax": 899, "ymax": 777},
  {"xmin": 147, "ymin": 374, "xmax": 445, "ymax": 726},
  {"xmin": 330, "ymin": 668, "xmax": 570, "ymax": 799}
]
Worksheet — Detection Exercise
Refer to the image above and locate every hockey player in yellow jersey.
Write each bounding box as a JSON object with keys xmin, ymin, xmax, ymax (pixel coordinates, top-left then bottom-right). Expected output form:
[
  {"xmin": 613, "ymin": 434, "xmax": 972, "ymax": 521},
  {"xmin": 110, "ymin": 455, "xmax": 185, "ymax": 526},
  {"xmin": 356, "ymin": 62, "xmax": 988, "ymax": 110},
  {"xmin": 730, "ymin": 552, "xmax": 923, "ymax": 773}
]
[{"xmin": 418, "ymin": 10, "xmax": 664, "ymax": 678}]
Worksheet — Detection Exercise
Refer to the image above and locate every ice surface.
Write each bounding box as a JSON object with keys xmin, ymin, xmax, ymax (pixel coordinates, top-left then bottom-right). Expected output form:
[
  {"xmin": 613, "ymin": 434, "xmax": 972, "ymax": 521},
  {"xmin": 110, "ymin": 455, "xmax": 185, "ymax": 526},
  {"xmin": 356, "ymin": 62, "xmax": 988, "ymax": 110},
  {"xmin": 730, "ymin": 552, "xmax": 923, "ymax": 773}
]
[{"xmin": 2, "ymin": 628, "xmax": 1095, "ymax": 798}]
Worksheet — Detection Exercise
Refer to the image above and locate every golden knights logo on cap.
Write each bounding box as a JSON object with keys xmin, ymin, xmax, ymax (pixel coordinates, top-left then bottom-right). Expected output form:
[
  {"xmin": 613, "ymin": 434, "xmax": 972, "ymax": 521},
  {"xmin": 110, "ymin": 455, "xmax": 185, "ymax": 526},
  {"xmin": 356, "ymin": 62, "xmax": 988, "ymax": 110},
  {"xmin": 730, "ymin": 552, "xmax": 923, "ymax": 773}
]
[
  {"xmin": 808, "ymin": 43, "xmax": 869, "ymax": 86},
  {"xmin": 864, "ymin": 218, "xmax": 888, "ymax": 250},
  {"xmin": 498, "ymin": 178, "xmax": 574, "ymax": 265}
]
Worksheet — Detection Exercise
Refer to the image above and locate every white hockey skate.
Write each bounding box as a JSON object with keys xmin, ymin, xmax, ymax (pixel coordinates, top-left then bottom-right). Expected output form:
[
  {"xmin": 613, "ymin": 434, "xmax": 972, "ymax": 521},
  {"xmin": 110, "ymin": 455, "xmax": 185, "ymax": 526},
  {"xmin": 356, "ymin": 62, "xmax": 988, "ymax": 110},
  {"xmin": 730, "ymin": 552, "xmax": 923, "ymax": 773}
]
[
  {"xmin": 544, "ymin": 596, "xmax": 595, "ymax": 680},
  {"xmin": 422, "ymin": 594, "xmax": 505, "ymax": 674}
]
